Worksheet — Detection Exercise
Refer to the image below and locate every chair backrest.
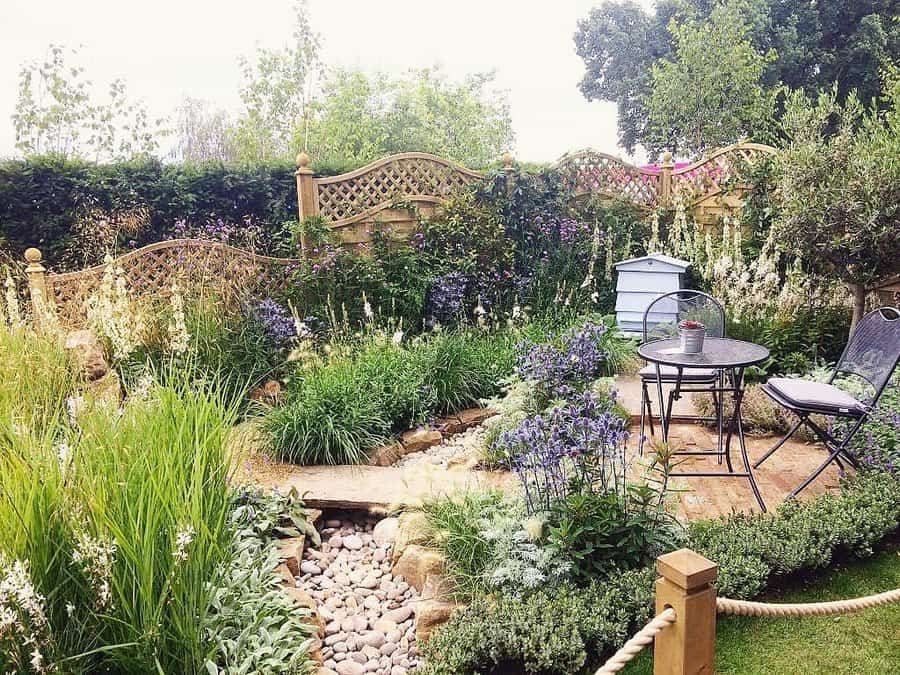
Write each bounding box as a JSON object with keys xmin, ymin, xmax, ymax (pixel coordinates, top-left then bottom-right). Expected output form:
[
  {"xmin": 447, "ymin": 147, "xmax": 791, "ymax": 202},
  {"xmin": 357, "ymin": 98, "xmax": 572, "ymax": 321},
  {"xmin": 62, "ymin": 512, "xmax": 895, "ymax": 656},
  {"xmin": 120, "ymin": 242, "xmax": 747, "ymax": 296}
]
[
  {"xmin": 833, "ymin": 306, "xmax": 900, "ymax": 401},
  {"xmin": 642, "ymin": 290, "xmax": 725, "ymax": 343}
]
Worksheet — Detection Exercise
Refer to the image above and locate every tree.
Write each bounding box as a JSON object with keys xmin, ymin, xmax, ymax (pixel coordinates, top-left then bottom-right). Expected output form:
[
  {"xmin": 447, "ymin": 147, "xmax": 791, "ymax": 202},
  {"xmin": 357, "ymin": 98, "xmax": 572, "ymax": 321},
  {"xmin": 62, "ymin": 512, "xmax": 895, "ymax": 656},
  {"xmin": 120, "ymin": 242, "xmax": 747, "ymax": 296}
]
[
  {"xmin": 643, "ymin": 1, "xmax": 778, "ymax": 154},
  {"xmin": 12, "ymin": 44, "xmax": 165, "ymax": 160},
  {"xmin": 305, "ymin": 68, "xmax": 513, "ymax": 168},
  {"xmin": 774, "ymin": 76, "xmax": 900, "ymax": 330},
  {"xmin": 575, "ymin": 0, "xmax": 900, "ymax": 154},
  {"xmin": 171, "ymin": 98, "xmax": 239, "ymax": 163},
  {"xmin": 231, "ymin": 0, "xmax": 322, "ymax": 162}
]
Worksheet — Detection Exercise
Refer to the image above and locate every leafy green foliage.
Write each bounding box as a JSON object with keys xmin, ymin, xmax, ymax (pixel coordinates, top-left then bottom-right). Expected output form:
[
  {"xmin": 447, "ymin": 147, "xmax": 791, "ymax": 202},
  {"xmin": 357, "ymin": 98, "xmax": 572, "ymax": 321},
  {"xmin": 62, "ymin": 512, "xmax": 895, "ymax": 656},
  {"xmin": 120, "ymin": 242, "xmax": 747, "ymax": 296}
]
[
  {"xmin": 419, "ymin": 568, "xmax": 656, "ymax": 675},
  {"xmin": 690, "ymin": 472, "xmax": 900, "ymax": 599},
  {"xmin": 263, "ymin": 330, "xmax": 516, "ymax": 465},
  {"xmin": 775, "ymin": 77, "xmax": 900, "ymax": 323},
  {"xmin": 204, "ymin": 488, "xmax": 318, "ymax": 674},
  {"xmin": 644, "ymin": 1, "xmax": 779, "ymax": 153},
  {"xmin": 547, "ymin": 486, "xmax": 682, "ymax": 584},
  {"xmin": 575, "ymin": 0, "xmax": 900, "ymax": 154}
]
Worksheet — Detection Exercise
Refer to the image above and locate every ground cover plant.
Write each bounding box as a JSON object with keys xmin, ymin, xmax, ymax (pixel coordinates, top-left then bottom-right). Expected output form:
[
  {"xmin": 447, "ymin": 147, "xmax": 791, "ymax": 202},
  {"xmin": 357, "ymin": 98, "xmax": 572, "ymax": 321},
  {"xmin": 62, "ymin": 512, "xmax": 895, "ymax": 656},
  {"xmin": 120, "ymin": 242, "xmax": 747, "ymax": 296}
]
[{"xmin": 421, "ymin": 471, "xmax": 900, "ymax": 674}]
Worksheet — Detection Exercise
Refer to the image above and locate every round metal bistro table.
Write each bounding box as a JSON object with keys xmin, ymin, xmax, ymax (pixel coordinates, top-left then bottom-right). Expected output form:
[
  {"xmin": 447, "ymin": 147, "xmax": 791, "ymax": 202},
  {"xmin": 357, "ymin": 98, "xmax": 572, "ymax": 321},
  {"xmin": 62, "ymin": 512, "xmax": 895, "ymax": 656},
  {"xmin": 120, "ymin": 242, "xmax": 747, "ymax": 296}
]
[{"xmin": 637, "ymin": 337, "xmax": 770, "ymax": 511}]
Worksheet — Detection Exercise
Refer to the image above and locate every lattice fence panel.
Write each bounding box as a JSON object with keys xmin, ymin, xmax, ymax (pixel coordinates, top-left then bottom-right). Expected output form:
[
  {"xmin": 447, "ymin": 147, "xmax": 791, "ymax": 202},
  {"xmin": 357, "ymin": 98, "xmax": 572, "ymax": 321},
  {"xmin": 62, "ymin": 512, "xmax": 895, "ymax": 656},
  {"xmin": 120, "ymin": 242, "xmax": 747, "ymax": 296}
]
[
  {"xmin": 46, "ymin": 239, "xmax": 301, "ymax": 325},
  {"xmin": 555, "ymin": 151, "xmax": 659, "ymax": 207},
  {"xmin": 316, "ymin": 155, "xmax": 483, "ymax": 223},
  {"xmin": 673, "ymin": 144, "xmax": 774, "ymax": 204}
]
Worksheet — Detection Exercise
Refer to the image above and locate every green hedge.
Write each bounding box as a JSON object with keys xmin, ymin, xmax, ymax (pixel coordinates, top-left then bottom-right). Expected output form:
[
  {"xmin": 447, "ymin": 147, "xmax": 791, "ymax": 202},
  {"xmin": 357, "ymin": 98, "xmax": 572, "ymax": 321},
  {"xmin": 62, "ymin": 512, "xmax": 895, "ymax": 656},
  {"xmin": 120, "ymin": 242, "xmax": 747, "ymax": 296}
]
[{"xmin": 0, "ymin": 155, "xmax": 361, "ymax": 267}]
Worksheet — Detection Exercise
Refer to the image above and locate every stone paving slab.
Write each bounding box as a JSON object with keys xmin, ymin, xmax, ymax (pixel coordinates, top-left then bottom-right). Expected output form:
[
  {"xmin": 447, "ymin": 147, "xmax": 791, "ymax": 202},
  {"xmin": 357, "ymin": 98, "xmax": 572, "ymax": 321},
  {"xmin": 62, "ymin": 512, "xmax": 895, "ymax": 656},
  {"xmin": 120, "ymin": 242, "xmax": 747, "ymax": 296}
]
[{"xmin": 252, "ymin": 462, "xmax": 517, "ymax": 511}]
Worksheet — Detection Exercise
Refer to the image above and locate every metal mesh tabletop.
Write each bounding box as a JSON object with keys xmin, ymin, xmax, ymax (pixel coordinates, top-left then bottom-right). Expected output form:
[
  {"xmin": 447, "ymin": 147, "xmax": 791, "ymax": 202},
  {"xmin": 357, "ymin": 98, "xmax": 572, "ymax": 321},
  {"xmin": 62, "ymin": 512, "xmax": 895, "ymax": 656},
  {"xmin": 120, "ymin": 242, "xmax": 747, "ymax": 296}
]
[{"xmin": 638, "ymin": 338, "xmax": 769, "ymax": 369}]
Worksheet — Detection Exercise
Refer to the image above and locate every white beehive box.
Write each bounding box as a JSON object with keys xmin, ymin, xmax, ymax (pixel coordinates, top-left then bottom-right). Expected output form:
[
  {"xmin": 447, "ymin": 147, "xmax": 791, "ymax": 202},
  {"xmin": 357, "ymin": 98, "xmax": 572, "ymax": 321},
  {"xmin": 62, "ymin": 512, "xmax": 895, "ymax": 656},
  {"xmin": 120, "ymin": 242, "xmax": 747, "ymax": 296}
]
[{"xmin": 614, "ymin": 253, "xmax": 690, "ymax": 337}]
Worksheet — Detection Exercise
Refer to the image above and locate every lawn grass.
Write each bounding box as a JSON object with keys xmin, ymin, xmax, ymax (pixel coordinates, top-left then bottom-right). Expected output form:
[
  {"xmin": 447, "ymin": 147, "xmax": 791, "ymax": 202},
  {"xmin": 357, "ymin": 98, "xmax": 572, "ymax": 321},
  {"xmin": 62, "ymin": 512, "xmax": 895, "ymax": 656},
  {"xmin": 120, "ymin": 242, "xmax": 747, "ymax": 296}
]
[{"xmin": 623, "ymin": 539, "xmax": 900, "ymax": 675}]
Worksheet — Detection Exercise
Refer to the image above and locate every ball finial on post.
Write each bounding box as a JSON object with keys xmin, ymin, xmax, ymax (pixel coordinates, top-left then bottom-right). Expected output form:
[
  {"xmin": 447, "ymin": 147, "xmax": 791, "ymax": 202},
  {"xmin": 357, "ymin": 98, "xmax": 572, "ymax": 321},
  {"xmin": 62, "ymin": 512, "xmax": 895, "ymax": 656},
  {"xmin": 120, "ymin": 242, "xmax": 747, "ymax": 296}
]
[
  {"xmin": 296, "ymin": 151, "xmax": 311, "ymax": 170},
  {"xmin": 501, "ymin": 152, "xmax": 515, "ymax": 170},
  {"xmin": 662, "ymin": 151, "xmax": 674, "ymax": 166},
  {"xmin": 24, "ymin": 247, "xmax": 42, "ymax": 265}
]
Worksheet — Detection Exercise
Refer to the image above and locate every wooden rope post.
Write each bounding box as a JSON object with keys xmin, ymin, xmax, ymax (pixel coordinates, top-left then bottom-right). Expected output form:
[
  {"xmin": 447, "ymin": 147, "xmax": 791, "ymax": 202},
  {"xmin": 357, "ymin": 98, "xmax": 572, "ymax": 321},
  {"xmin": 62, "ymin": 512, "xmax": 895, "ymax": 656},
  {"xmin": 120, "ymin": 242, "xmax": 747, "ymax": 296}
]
[
  {"xmin": 658, "ymin": 151, "xmax": 674, "ymax": 209},
  {"xmin": 295, "ymin": 151, "xmax": 318, "ymax": 256},
  {"xmin": 24, "ymin": 247, "xmax": 50, "ymax": 328},
  {"xmin": 654, "ymin": 548, "xmax": 718, "ymax": 675}
]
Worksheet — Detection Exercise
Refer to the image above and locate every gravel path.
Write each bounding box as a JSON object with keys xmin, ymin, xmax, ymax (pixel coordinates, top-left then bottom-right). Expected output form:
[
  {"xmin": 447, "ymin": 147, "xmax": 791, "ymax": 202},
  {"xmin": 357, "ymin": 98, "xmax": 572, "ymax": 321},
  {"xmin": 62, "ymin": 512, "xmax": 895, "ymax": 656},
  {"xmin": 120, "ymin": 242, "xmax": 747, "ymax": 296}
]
[
  {"xmin": 393, "ymin": 426, "xmax": 486, "ymax": 469},
  {"xmin": 300, "ymin": 514, "xmax": 420, "ymax": 675}
]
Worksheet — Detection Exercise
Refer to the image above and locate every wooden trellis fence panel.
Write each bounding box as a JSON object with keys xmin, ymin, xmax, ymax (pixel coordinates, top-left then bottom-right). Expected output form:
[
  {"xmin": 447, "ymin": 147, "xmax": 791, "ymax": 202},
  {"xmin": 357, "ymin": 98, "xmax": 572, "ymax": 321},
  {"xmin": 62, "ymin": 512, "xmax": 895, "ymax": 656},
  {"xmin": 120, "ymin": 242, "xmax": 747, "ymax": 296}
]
[
  {"xmin": 25, "ymin": 239, "xmax": 302, "ymax": 326},
  {"xmin": 552, "ymin": 150, "xmax": 659, "ymax": 207},
  {"xmin": 295, "ymin": 142, "xmax": 777, "ymax": 245}
]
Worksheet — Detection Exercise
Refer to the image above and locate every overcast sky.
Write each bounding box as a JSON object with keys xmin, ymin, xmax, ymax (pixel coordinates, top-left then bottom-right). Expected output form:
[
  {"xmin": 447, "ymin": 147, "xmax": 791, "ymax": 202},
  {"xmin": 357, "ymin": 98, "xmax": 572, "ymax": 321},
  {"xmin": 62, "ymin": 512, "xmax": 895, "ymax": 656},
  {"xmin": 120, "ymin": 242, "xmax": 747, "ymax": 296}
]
[{"xmin": 0, "ymin": 0, "xmax": 654, "ymax": 164}]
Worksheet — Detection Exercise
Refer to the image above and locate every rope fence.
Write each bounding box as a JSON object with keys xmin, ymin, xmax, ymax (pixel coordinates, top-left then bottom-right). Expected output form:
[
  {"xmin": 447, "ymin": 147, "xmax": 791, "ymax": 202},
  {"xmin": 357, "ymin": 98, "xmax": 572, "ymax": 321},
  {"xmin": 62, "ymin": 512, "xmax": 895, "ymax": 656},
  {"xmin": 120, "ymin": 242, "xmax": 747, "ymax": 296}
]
[
  {"xmin": 593, "ymin": 548, "xmax": 900, "ymax": 675},
  {"xmin": 594, "ymin": 608, "xmax": 676, "ymax": 674}
]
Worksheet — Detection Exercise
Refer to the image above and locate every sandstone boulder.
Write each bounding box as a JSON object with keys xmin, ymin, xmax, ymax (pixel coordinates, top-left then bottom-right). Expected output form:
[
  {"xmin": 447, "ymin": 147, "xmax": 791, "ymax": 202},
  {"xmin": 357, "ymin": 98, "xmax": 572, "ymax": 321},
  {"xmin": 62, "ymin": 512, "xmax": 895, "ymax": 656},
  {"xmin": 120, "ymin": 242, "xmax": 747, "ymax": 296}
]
[
  {"xmin": 400, "ymin": 428, "xmax": 443, "ymax": 454},
  {"xmin": 415, "ymin": 599, "xmax": 462, "ymax": 643},
  {"xmin": 391, "ymin": 545, "xmax": 444, "ymax": 592}
]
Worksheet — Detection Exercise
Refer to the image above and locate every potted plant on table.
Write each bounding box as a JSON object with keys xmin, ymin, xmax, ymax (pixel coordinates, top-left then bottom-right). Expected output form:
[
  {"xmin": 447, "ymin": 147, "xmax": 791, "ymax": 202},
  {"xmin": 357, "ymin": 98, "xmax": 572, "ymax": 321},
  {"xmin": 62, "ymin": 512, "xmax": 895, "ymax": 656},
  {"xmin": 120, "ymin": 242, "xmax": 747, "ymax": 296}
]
[{"xmin": 678, "ymin": 319, "xmax": 706, "ymax": 354}]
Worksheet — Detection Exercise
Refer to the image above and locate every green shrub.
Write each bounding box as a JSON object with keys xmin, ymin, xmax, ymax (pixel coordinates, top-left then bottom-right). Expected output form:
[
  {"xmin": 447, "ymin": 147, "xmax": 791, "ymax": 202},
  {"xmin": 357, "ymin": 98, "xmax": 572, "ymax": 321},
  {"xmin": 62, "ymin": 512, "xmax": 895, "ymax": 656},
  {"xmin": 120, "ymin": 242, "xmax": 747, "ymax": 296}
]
[
  {"xmin": 419, "ymin": 568, "xmax": 655, "ymax": 675},
  {"xmin": 689, "ymin": 471, "xmax": 900, "ymax": 599}
]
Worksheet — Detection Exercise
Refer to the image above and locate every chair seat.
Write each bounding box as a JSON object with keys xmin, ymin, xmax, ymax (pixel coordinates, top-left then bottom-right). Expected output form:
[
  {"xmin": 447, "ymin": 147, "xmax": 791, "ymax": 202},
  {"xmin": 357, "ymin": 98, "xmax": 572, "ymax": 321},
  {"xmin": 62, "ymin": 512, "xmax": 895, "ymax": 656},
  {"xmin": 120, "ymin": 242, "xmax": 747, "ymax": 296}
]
[
  {"xmin": 639, "ymin": 364, "xmax": 718, "ymax": 382},
  {"xmin": 766, "ymin": 377, "xmax": 867, "ymax": 416}
]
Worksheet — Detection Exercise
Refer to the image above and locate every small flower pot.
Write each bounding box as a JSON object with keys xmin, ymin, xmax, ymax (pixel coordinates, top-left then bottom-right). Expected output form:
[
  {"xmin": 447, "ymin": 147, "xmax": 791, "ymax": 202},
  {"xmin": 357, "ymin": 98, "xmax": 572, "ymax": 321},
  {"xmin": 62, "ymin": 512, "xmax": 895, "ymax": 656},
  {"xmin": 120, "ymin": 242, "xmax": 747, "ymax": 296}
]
[{"xmin": 679, "ymin": 327, "xmax": 706, "ymax": 354}]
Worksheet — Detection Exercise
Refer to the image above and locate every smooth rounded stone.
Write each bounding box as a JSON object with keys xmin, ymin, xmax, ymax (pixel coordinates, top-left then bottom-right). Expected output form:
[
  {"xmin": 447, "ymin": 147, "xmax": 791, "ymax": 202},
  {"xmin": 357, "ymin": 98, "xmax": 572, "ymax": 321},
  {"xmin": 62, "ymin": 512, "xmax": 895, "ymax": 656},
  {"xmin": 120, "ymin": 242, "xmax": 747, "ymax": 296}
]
[
  {"xmin": 359, "ymin": 631, "xmax": 385, "ymax": 649},
  {"xmin": 325, "ymin": 621, "xmax": 342, "ymax": 636},
  {"xmin": 343, "ymin": 534, "xmax": 364, "ymax": 550},
  {"xmin": 374, "ymin": 590, "xmax": 387, "ymax": 601},
  {"xmin": 390, "ymin": 666, "xmax": 407, "ymax": 675},
  {"xmin": 333, "ymin": 652, "xmax": 346, "ymax": 662},
  {"xmin": 379, "ymin": 579, "xmax": 395, "ymax": 593},
  {"xmin": 334, "ymin": 573, "xmax": 351, "ymax": 586},
  {"xmin": 379, "ymin": 656, "xmax": 391, "ymax": 668},
  {"xmin": 361, "ymin": 645, "xmax": 381, "ymax": 660},
  {"xmin": 363, "ymin": 595, "xmax": 381, "ymax": 610},
  {"xmin": 345, "ymin": 636, "xmax": 358, "ymax": 651},
  {"xmin": 328, "ymin": 534, "xmax": 344, "ymax": 548},
  {"xmin": 364, "ymin": 660, "xmax": 380, "ymax": 673},
  {"xmin": 324, "ymin": 567, "xmax": 335, "ymax": 578},
  {"xmin": 341, "ymin": 618, "xmax": 356, "ymax": 633},
  {"xmin": 395, "ymin": 581, "xmax": 409, "ymax": 593},
  {"xmin": 345, "ymin": 596, "xmax": 359, "ymax": 610},
  {"xmin": 351, "ymin": 652, "xmax": 368, "ymax": 665},
  {"xmin": 372, "ymin": 549, "xmax": 386, "ymax": 563},
  {"xmin": 391, "ymin": 652, "xmax": 404, "ymax": 665},
  {"xmin": 360, "ymin": 576, "xmax": 379, "ymax": 589},
  {"xmin": 379, "ymin": 642, "xmax": 398, "ymax": 657},
  {"xmin": 383, "ymin": 628, "xmax": 401, "ymax": 642},
  {"xmin": 325, "ymin": 596, "xmax": 343, "ymax": 609},
  {"xmin": 335, "ymin": 661, "xmax": 364, "ymax": 675},
  {"xmin": 325, "ymin": 659, "xmax": 338, "ymax": 669},
  {"xmin": 300, "ymin": 560, "xmax": 322, "ymax": 575},
  {"xmin": 319, "ymin": 605, "xmax": 335, "ymax": 621},
  {"xmin": 388, "ymin": 590, "xmax": 405, "ymax": 601},
  {"xmin": 325, "ymin": 632, "xmax": 347, "ymax": 646},
  {"xmin": 333, "ymin": 608, "xmax": 348, "ymax": 621},
  {"xmin": 356, "ymin": 587, "xmax": 374, "ymax": 597},
  {"xmin": 323, "ymin": 647, "xmax": 334, "ymax": 659},
  {"xmin": 349, "ymin": 570, "xmax": 365, "ymax": 584},
  {"xmin": 352, "ymin": 615, "xmax": 369, "ymax": 632},
  {"xmin": 382, "ymin": 606, "xmax": 412, "ymax": 624},
  {"xmin": 333, "ymin": 641, "xmax": 348, "ymax": 653}
]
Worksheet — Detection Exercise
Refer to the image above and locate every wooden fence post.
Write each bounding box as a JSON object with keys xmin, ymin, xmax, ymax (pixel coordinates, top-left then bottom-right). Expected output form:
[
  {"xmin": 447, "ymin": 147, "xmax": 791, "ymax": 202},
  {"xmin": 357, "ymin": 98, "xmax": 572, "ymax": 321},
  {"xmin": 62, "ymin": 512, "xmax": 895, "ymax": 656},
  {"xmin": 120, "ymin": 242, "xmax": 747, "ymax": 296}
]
[
  {"xmin": 501, "ymin": 152, "xmax": 516, "ymax": 197},
  {"xmin": 658, "ymin": 151, "xmax": 674, "ymax": 209},
  {"xmin": 654, "ymin": 548, "xmax": 718, "ymax": 675},
  {"xmin": 295, "ymin": 151, "xmax": 318, "ymax": 256},
  {"xmin": 24, "ymin": 247, "xmax": 50, "ymax": 327}
]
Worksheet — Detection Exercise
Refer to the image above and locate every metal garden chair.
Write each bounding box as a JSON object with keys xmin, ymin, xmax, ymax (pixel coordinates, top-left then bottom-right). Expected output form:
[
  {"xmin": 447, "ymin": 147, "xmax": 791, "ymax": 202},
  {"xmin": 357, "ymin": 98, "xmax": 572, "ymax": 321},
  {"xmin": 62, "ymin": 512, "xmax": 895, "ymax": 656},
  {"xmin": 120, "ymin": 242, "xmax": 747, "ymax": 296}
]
[
  {"xmin": 754, "ymin": 306, "xmax": 900, "ymax": 497},
  {"xmin": 639, "ymin": 290, "xmax": 726, "ymax": 455}
]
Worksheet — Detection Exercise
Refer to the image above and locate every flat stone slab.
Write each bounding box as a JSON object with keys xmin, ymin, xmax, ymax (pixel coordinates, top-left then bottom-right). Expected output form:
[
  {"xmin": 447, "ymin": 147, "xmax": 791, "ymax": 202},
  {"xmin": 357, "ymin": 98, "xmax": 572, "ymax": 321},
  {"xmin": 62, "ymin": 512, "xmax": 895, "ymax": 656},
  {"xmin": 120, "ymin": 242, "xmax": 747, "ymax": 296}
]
[{"xmin": 256, "ymin": 463, "xmax": 517, "ymax": 510}]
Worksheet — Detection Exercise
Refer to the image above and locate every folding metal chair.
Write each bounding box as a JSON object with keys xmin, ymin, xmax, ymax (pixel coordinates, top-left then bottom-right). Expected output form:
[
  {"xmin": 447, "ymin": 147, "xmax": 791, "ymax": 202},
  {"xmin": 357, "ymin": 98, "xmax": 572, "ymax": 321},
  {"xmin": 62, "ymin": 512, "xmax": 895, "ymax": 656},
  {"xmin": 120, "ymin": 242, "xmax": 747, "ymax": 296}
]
[
  {"xmin": 639, "ymin": 290, "xmax": 725, "ymax": 455},
  {"xmin": 754, "ymin": 306, "xmax": 900, "ymax": 497}
]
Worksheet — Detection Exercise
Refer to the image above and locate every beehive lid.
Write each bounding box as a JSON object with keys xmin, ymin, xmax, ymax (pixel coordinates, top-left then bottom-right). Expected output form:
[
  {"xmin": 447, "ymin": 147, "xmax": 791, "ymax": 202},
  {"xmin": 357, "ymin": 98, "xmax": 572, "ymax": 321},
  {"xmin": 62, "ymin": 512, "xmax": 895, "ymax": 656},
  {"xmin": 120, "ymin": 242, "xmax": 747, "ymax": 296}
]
[{"xmin": 614, "ymin": 253, "xmax": 690, "ymax": 273}]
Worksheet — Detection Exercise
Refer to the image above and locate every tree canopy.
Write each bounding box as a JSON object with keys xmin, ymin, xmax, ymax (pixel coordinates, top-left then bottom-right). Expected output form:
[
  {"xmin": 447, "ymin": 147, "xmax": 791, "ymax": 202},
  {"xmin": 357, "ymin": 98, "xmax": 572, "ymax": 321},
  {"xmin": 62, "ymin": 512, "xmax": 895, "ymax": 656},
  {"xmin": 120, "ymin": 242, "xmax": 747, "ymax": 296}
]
[{"xmin": 575, "ymin": 0, "xmax": 900, "ymax": 155}]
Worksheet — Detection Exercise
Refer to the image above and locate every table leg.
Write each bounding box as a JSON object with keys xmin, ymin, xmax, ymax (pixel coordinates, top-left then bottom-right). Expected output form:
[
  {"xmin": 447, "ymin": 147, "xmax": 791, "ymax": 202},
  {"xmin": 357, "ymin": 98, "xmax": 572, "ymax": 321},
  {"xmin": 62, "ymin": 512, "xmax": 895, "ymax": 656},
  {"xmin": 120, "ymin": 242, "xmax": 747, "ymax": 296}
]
[
  {"xmin": 654, "ymin": 363, "xmax": 669, "ymax": 442},
  {"xmin": 731, "ymin": 367, "xmax": 766, "ymax": 512}
]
